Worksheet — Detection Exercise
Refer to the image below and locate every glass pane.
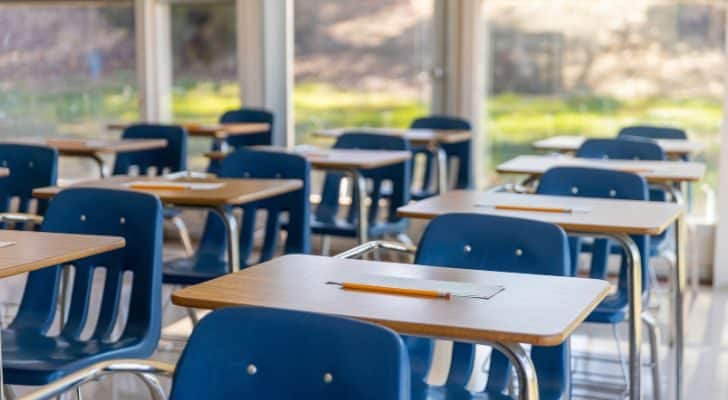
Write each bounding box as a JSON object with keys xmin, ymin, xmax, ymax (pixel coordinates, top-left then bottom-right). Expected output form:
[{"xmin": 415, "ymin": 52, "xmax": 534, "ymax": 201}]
[
  {"xmin": 294, "ymin": 0, "xmax": 435, "ymax": 145},
  {"xmin": 484, "ymin": 0, "xmax": 724, "ymax": 216},
  {"xmin": 0, "ymin": 3, "xmax": 138, "ymax": 177},
  {"xmin": 171, "ymin": 0, "xmax": 239, "ymax": 168}
]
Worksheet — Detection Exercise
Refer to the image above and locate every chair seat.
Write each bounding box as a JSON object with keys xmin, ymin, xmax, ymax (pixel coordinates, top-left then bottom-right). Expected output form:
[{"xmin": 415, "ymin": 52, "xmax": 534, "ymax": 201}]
[
  {"xmin": 585, "ymin": 292, "xmax": 629, "ymax": 324},
  {"xmin": 1, "ymin": 328, "xmax": 150, "ymax": 385},
  {"xmin": 163, "ymin": 254, "xmax": 230, "ymax": 285},
  {"xmin": 311, "ymin": 217, "xmax": 409, "ymax": 239}
]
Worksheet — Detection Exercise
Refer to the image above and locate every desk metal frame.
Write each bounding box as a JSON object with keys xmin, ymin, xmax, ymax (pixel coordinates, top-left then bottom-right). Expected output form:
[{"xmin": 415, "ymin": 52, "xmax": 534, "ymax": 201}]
[{"xmin": 334, "ymin": 240, "xmax": 539, "ymax": 400}]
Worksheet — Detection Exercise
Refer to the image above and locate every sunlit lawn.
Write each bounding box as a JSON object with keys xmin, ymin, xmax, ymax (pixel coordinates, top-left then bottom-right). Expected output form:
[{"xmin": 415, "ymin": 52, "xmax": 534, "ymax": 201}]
[{"xmin": 0, "ymin": 80, "xmax": 721, "ymax": 207}]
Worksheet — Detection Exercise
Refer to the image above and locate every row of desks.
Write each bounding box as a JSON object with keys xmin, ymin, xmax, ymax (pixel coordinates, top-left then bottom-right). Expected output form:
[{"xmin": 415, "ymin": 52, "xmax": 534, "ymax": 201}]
[{"xmin": 0, "ymin": 131, "xmax": 705, "ymax": 400}]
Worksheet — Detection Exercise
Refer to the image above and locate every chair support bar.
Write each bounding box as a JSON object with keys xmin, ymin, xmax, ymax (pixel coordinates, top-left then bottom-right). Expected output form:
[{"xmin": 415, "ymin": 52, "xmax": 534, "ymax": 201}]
[
  {"xmin": 334, "ymin": 241, "xmax": 417, "ymax": 259},
  {"xmin": 0, "ymin": 213, "xmax": 43, "ymax": 225},
  {"xmin": 18, "ymin": 360, "xmax": 175, "ymax": 400}
]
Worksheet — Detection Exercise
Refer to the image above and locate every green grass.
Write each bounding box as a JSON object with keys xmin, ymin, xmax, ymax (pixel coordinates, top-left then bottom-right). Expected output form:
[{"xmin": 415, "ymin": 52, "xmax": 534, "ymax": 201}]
[{"xmin": 0, "ymin": 80, "xmax": 721, "ymax": 209}]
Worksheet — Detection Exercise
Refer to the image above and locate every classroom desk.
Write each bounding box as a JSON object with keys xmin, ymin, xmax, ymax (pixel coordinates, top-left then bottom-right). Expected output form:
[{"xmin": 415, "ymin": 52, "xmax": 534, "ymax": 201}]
[
  {"xmin": 532, "ymin": 135, "xmax": 704, "ymax": 158},
  {"xmin": 206, "ymin": 146, "xmax": 412, "ymax": 244},
  {"xmin": 108, "ymin": 122, "xmax": 270, "ymax": 152},
  {"xmin": 496, "ymin": 154, "xmax": 705, "ymax": 184},
  {"xmin": 497, "ymin": 154, "xmax": 704, "ymax": 400},
  {"xmin": 313, "ymin": 127, "xmax": 472, "ymax": 194},
  {"xmin": 172, "ymin": 254, "xmax": 611, "ymax": 400},
  {"xmin": 398, "ymin": 191, "xmax": 684, "ymax": 400},
  {"xmin": 32, "ymin": 175, "xmax": 302, "ymax": 272},
  {"xmin": 0, "ymin": 230, "xmax": 125, "ymax": 400},
  {"xmin": 3, "ymin": 137, "xmax": 168, "ymax": 178}
]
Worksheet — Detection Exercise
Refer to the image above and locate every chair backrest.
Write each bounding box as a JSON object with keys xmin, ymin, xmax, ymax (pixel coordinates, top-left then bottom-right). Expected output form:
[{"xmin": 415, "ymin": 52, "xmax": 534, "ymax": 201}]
[
  {"xmin": 410, "ymin": 115, "xmax": 473, "ymax": 190},
  {"xmin": 10, "ymin": 188, "xmax": 163, "ymax": 354},
  {"xmin": 411, "ymin": 115, "xmax": 471, "ymax": 131},
  {"xmin": 536, "ymin": 166, "xmax": 650, "ymax": 295},
  {"xmin": 414, "ymin": 213, "xmax": 571, "ymax": 399},
  {"xmin": 576, "ymin": 138, "xmax": 665, "ymax": 161},
  {"xmin": 113, "ymin": 124, "xmax": 187, "ymax": 176},
  {"xmin": 218, "ymin": 108, "xmax": 274, "ymax": 148},
  {"xmin": 315, "ymin": 133, "xmax": 411, "ymax": 226},
  {"xmin": 618, "ymin": 125, "xmax": 687, "ymax": 140},
  {"xmin": 0, "ymin": 143, "xmax": 57, "ymax": 219},
  {"xmin": 196, "ymin": 149, "xmax": 311, "ymax": 267},
  {"xmin": 169, "ymin": 307, "xmax": 410, "ymax": 400}
]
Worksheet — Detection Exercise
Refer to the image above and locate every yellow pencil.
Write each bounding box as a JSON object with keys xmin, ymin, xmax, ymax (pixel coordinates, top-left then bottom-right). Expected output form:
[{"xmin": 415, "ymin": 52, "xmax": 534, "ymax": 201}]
[
  {"xmin": 494, "ymin": 204, "xmax": 571, "ymax": 213},
  {"xmin": 129, "ymin": 184, "xmax": 188, "ymax": 191},
  {"xmin": 336, "ymin": 281, "xmax": 450, "ymax": 299}
]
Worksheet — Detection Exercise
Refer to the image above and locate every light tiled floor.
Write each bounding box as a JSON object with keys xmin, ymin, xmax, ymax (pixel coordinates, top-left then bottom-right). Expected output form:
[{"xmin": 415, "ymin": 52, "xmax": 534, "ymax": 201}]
[{"xmin": 3, "ymin": 231, "xmax": 728, "ymax": 399}]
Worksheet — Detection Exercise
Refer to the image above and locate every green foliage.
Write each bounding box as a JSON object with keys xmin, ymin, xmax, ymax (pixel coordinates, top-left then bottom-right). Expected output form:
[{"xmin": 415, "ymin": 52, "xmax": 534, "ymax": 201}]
[{"xmin": 0, "ymin": 79, "xmax": 720, "ymax": 194}]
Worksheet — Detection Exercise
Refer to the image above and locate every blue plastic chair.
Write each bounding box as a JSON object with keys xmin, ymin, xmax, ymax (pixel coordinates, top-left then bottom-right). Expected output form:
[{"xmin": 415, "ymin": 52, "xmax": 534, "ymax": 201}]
[
  {"xmin": 617, "ymin": 125, "xmax": 687, "ymax": 141},
  {"xmin": 207, "ymin": 108, "xmax": 273, "ymax": 174},
  {"xmin": 111, "ymin": 123, "xmax": 192, "ymax": 254},
  {"xmin": 0, "ymin": 143, "xmax": 57, "ymax": 228},
  {"xmin": 2, "ymin": 188, "xmax": 163, "ymax": 386},
  {"xmin": 313, "ymin": 132, "xmax": 411, "ymax": 242},
  {"xmin": 577, "ymin": 138, "xmax": 671, "ymax": 259},
  {"xmin": 167, "ymin": 307, "xmax": 410, "ymax": 400},
  {"xmin": 617, "ymin": 124, "xmax": 693, "ymax": 207},
  {"xmin": 112, "ymin": 124, "xmax": 187, "ymax": 176},
  {"xmin": 410, "ymin": 116, "xmax": 473, "ymax": 200},
  {"xmin": 536, "ymin": 167, "xmax": 661, "ymax": 395},
  {"xmin": 164, "ymin": 149, "xmax": 311, "ymax": 285},
  {"xmin": 219, "ymin": 108, "xmax": 273, "ymax": 148},
  {"xmin": 406, "ymin": 213, "xmax": 571, "ymax": 400}
]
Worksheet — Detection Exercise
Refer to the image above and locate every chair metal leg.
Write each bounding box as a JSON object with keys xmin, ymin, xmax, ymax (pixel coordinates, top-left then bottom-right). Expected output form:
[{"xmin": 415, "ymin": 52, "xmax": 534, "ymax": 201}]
[
  {"xmin": 18, "ymin": 360, "xmax": 175, "ymax": 400},
  {"xmin": 395, "ymin": 233, "xmax": 414, "ymax": 246},
  {"xmin": 643, "ymin": 313, "xmax": 662, "ymax": 400},
  {"xmin": 186, "ymin": 307, "xmax": 199, "ymax": 326},
  {"xmin": 611, "ymin": 323, "xmax": 629, "ymax": 388},
  {"xmin": 171, "ymin": 216, "xmax": 194, "ymax": 257},
  {"xmin": 135, "ymin": 373, "xmax": 167, "ymax": 400}
]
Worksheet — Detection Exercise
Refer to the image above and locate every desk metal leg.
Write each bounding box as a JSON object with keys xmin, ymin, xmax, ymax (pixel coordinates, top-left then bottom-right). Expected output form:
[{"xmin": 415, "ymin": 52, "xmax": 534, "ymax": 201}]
[
  {"xmin": 349, "ymin": 170, "xmax": 368, "ymax": 245},
  {"xmin": 490, "ymin": 341, "xmax": 539, "ymax": 400},
  {"xmin": 654, "ymin": 182, "xmax": 686, "ymax": 400},
  {"xmin": 1, "ymin": 322, "xmax": 4, "ymax": 400},
  {"xmin": 217, "ymin": 139, "xmax": 230, "ymax": 153},
  {"xmin": 572, "ymin": 231, "xmax": 643, "ymax": 400},
  {"xmin": 612, "ymin": 233, "xmax": 643, "ymax": 400},
  {"xmin": 673, "ymin": 212, "xmax": 685, "ymax": 400},
  {"xmin": 90, "ymin": 154, "xmax": 108, "ymax": 178},
  {"xmin": 211, "ymin": 206, "xmax": 240, "ymax": 273},
  {"xmin": 434, "ymin": 146, "xmax": 448, "ymax": 194}
]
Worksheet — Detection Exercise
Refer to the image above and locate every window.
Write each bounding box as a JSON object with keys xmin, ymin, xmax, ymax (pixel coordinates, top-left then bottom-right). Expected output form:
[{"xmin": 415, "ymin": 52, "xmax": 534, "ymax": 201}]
[
  {"xmin": 484, "ymin": 0, "xmax": 725, "ymax": 215},
  {"xmin": 294, "ymin": 0, "xmax": 436, "ymax": 145},
  {"xmin": 0, "ymin": 3, "xmax": 137, "ymax": 178},
  {"xmin": 170, "ymin": 0, "xmax": 239, "ymax": 169}
]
